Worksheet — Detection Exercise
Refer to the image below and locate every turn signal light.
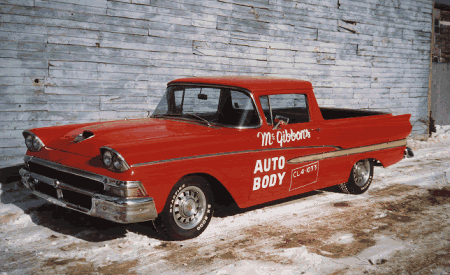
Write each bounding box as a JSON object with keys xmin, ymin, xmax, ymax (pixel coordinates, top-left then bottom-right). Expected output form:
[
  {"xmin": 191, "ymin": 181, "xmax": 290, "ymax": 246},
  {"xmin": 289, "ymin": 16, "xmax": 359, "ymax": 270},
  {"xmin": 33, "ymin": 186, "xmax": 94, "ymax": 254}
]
[{"xmin": 104, "ymin": 179, "xmax": 148, "ymax": 198}]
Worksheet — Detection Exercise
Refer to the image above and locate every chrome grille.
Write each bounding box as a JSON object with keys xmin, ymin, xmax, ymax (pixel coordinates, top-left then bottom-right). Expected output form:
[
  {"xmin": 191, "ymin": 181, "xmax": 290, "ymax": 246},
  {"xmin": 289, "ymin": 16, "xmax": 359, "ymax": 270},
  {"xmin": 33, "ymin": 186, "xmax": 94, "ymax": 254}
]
[
  {"xmin": 34, "ymin": 181, "xmax": 58, "ymax": 199},
  {"xmin": 28, "ymin": 162, "xmax": 105, "ymax": 193}
]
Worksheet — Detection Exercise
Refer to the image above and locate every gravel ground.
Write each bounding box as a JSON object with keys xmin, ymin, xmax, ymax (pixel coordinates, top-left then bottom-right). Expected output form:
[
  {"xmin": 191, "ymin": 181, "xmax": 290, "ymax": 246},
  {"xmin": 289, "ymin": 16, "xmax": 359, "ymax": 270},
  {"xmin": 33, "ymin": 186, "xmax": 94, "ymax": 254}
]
[{"xmin": 1, "ymin": 126, "xmax": 450, "ymax": 275}]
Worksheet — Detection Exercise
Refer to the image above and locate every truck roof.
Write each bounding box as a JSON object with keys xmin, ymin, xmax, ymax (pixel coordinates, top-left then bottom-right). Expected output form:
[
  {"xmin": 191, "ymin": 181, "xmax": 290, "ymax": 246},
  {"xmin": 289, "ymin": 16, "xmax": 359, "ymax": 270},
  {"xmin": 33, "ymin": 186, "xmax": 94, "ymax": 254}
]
[{"xmin": 168, "ymin": 76, "xmax": 313, "ymax": 94}]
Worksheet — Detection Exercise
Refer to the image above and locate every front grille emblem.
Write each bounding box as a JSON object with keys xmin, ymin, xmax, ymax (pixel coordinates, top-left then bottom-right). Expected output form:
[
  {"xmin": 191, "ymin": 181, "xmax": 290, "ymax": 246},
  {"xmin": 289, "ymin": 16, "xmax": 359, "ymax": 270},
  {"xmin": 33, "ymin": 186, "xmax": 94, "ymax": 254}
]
[{"xmin": 53, "ymin": 180, "xmax": 60, "ymax": 188}]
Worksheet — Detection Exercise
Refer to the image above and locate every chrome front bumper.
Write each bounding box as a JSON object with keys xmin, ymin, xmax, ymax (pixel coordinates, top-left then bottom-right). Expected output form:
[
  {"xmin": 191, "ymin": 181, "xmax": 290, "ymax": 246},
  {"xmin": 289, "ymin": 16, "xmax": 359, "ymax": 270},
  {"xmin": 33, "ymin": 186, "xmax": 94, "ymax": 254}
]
[{"xmin": 19, "ymin": 167, "xmax": 158, "ymax": 224}]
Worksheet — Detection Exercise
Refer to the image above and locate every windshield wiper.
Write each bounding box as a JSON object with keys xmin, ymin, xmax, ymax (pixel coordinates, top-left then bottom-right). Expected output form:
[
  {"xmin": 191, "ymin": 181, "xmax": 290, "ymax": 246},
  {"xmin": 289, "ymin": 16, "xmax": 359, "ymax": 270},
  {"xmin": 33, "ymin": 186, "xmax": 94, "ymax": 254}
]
[
  {"xmin": 152, "ymin": 113, "xmax": 211, "ymax": 127},
  {"xmin": 184, "ymin": 112, "xmax": 211, "ymax": 127},
  {"xmin": 151, "ymin": 114, "xmax": 173, "ymax": 118}
]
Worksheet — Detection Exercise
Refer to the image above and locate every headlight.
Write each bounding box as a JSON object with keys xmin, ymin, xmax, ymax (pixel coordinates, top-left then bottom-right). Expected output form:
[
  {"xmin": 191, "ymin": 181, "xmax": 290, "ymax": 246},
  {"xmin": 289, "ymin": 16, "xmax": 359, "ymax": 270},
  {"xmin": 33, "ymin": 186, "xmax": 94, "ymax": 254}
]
[
  {"xmin": 23, "ymin": 131, "xmax": 45, "ymax": 152},
  {"xmin": 113, "ymin": 155, "xmax": 123, "ymax": 170},
  {"xmin": 100, "ymin": 147, "xmax": 130, "ymax": 173},
  {"xmin": 103, "ymin": 150, "xmax": 113, "ymax": 167},
  {"xmin": 32, "ymin": 138, "xmax": 42, "ymax": 151},
  {"xmin": 25, "ymin": 135, "xmax": 33, "ymax": 149}
]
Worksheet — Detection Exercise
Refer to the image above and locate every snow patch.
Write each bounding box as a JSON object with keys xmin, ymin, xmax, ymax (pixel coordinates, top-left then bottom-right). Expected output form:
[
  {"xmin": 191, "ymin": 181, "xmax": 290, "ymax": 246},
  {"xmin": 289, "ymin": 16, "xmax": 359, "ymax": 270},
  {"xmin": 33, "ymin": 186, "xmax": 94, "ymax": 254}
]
[
  {"xmin": 359, "ymin": 235, "xmax": 406, "ymax": 265},
  {"xmin": 328, "ymin": 233, "xmax": 355, "ymax": 244},
  {"xmin": 373, "ymin": 211, "xmax": 389, "ymax": 219},
  {"xmin": 10, "ymin": 213, "xmax": 33, "ymax": 226},
  {"xmin": 124, "ymin": 230, "xmax": 161, "ymax": 247},
  {"xmin": 208, "ymin": 259, "xmax": 302, "ymax": 275}
]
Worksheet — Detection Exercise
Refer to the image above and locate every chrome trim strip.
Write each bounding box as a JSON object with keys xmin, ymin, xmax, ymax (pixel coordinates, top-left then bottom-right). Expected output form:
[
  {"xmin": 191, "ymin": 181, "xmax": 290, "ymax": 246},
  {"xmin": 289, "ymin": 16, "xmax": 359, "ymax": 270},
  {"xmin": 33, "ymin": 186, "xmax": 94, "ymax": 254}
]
[
  {"xmin": 26, "ymin": 157, "xmax": 137, "ymax": 188},
  {"xmin": 30, "ymin": 157, "xmax": 107, "ymax": 184},
  {"xmin": 287, "ymin": 139, "xmax": 407, "ymax": 164},
  {"xmin": 164, "ymin": 83, "xmax": 264, "ymax": 129},
  {"xmin": 32, "ymin": 188, "xmax": 91, "ymax": 212},
  {"xmin": 132, "ymin": 139, "xmax": 406, "ymax": 168},
  {"xmin": 93, "ymin": 194, "xmax": 153, "ymax": 205},
  {"xmin": 267, "ymin": 95, "xmax": 274, "ymax": 126},
  {"xmin": 29, "ymin": 171, "xmax": 95, "ymax": 197},
  {"xmin": 131, "ymin": 145, "xmax": 343, "ymax": 167},
  {"xmin": 247, "ymin": 90, "xmax": 264, "ymax": 129}
]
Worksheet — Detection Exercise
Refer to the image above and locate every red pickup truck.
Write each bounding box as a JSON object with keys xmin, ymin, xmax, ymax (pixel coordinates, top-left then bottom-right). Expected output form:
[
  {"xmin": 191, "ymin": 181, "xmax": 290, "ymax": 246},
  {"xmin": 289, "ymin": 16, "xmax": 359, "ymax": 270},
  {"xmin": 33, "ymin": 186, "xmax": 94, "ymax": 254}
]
[{"xmin": 19, "ymin": 77, "xmax": 412, "ymax": 240}]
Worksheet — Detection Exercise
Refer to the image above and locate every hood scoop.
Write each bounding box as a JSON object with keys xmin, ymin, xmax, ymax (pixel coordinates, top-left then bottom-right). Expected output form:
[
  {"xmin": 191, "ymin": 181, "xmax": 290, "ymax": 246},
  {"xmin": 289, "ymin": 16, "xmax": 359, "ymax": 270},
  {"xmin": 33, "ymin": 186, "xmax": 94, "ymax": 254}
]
[{"xmin": 73, "ymin": 130, "xmax": 95, "ymax": 143}]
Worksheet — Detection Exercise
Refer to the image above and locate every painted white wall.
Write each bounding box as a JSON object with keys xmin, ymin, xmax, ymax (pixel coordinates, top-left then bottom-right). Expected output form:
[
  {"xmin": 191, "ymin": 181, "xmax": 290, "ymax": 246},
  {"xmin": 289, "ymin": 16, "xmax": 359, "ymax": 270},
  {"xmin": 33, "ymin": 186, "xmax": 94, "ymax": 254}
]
[{"xmin": 0, "ymin": 0, "xmax": 433, "ymax": 167}]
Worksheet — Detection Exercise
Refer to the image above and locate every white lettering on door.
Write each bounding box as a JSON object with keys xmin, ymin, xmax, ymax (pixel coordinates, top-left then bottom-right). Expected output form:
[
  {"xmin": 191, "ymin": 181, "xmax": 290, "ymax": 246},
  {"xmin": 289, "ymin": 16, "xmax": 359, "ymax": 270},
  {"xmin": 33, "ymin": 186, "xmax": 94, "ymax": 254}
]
[
  {"xmin": 252, "ymin": 156, "xmax": 286, "ymax": 191},
  {"xmin": 257, "ymin": 129, "xmax": 311, "ymax": 147}
]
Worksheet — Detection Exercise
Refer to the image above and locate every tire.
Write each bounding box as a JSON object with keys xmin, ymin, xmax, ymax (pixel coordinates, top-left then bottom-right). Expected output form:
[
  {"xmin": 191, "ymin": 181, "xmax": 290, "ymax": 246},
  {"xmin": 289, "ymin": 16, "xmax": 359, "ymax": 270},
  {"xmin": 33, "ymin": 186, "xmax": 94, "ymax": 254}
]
[
  {"xmin": 339, "ymin": 159, "xmax": 373, "ymax": 195},
  {"xmin": 404, "ymin": 147, "xmax": 414, "ymax": 158},
  {"xmin": 153, "ymin": 176, "xmax": 214, "ymax": 241}
]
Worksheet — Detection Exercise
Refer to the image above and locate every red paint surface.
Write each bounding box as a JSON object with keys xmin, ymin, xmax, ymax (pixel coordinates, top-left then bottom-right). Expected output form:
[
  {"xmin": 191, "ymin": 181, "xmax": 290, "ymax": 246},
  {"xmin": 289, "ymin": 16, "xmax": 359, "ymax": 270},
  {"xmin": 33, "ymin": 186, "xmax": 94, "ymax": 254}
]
[{"xmin": 24, "ymin": 77, "xmax": 412, "ymax": 213}]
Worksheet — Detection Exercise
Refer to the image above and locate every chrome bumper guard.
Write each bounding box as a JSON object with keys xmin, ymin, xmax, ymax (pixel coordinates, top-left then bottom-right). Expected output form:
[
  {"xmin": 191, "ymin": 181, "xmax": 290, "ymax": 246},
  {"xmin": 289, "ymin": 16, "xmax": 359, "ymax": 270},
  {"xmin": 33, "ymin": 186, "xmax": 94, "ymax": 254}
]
[{"xmin": 19, "ymin": 167, "xmax": 158, "ymax": 224}]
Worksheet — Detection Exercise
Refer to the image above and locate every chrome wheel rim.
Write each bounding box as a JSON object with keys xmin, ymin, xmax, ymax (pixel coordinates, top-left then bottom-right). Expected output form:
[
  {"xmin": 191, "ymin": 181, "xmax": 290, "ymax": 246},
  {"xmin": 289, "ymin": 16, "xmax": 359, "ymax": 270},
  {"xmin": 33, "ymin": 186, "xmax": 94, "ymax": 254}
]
[
  {"xmin": 353, "ymin": 159, "xmax": 371, "ymax": 187},
  {"xmin": 172, "ymin": 186, "xmax": 207, "ymax": 230}
]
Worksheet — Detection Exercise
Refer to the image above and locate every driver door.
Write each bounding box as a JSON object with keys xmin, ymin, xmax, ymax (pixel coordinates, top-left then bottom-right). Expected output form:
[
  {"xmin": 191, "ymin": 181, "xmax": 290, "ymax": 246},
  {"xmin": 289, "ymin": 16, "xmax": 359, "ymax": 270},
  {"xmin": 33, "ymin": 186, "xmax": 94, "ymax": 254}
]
[{"xmin": 248, "ymin": 93, "xmax": 325, "ymax": 204}]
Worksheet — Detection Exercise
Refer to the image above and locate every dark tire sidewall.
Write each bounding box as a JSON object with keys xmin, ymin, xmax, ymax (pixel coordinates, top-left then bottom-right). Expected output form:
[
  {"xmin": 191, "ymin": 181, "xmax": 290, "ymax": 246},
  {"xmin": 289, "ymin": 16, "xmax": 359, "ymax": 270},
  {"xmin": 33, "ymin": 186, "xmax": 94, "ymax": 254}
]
[
  {"xmin": 347, "ymin": 159, "xmax": 374, "ymax": 194},
  {"xmin": 155, "ymin": 176, "xmax": 214, "ymax": 240}
]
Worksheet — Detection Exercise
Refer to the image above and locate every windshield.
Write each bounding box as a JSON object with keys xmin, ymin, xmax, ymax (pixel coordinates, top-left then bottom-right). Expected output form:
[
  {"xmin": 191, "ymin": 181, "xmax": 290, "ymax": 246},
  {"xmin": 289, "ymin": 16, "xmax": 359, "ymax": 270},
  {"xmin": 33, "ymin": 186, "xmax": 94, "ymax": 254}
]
[{"xmin": 151, "ymin": 85, "xmax": 261, "ymax": 128}]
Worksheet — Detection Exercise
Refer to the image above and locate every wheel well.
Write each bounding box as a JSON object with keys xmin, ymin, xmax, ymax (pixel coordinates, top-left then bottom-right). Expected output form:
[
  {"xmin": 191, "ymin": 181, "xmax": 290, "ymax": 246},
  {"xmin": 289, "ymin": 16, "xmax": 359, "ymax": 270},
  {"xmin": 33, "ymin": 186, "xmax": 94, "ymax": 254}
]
[
  {"xmin": 351, "ymin": 158, "xmax": 381, "ymax": 167},
  {"xmin": 184, "ymin": 173, "xmax": 236, "ymax": 208}
]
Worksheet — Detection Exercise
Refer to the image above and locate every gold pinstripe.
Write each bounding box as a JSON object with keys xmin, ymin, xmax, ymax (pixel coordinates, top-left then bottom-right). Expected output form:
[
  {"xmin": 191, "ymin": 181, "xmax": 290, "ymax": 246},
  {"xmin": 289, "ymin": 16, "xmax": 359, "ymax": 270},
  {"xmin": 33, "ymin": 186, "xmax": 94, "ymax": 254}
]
[{"xmin": 287, "ymin": 139, "xmax": 407, "ymax": 164}]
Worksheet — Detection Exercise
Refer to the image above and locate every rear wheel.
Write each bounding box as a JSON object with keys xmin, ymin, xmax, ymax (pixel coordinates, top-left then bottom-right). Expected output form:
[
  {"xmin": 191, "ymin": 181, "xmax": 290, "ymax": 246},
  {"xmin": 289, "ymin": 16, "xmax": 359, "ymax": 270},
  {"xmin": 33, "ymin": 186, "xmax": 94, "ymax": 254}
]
[
  {"xmin": 153, "ymin": 176, "xmax": 214, "ymax": 240},
  {"xmin": 339, "ymin": 159, "xmax": 373, "ymax": 194}
]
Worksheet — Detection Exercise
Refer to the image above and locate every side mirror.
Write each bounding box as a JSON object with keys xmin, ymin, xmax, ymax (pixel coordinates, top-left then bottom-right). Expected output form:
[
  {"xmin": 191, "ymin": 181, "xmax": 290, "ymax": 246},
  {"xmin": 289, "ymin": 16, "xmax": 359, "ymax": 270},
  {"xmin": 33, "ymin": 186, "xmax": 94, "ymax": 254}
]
[{"xmin": 273, "ymin": 115, "xmax": 289, "ymax": 129}]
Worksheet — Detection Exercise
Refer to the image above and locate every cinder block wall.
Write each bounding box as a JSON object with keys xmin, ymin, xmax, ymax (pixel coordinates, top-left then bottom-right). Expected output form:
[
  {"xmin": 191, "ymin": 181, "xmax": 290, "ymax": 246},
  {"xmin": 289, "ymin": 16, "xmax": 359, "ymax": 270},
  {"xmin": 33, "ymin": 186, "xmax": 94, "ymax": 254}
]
[{"xmin": 0, "ymin": 0, "xmax": 432, "ymax": 168}]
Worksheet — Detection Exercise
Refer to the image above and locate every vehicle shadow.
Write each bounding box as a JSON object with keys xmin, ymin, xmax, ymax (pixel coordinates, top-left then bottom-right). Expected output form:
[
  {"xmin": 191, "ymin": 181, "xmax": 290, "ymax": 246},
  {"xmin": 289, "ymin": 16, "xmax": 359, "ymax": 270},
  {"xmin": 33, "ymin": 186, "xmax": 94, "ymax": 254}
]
[
  {"xmin": 1, "ymin": 165, "xmax": 345, "ymax": 242},
  {"xmin": 213, "ymin": 188, "xmax": 337, "ymax": 218},
  {"xmin": 0, "ymin": 165, "xmax": 164, "ymax": 242}
]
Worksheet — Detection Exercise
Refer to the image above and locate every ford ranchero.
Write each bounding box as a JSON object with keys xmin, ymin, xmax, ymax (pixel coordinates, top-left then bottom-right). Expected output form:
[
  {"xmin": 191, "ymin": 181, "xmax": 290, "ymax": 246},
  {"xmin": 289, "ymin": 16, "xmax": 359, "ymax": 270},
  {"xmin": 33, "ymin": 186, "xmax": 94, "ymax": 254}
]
[{"xmin": 19, "ymin": 77, "xmax": 412, "ymax": 240}]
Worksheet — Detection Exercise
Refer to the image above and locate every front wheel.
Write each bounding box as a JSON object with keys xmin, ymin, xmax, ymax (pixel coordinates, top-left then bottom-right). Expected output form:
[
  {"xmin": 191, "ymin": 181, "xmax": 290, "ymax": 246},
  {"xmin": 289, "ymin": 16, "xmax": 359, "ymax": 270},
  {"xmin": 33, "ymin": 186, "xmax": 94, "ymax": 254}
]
[
  {"xmin": 339, "ymin": 159, "xmax": 373, "ymax": 194},
  {"xmin": 153, "ymin": 176, "xmax": 214, "ymax": 240}
]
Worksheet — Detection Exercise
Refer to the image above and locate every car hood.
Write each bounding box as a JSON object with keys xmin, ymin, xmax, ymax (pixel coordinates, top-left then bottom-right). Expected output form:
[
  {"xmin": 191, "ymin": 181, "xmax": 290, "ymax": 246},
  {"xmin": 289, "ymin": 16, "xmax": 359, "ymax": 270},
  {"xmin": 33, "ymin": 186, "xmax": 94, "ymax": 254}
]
[{"xmin": 39, "ymin": 118, "xmax": 220, "ymax": 159}]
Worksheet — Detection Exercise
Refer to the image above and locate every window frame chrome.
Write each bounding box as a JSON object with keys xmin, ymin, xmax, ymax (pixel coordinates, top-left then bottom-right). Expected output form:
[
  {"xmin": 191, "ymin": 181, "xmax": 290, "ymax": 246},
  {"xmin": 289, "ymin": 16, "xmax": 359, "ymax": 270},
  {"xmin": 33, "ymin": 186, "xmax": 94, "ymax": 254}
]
[{"xmin": 155, "ymin": 83, "xmax": 263, "ymax": 130}]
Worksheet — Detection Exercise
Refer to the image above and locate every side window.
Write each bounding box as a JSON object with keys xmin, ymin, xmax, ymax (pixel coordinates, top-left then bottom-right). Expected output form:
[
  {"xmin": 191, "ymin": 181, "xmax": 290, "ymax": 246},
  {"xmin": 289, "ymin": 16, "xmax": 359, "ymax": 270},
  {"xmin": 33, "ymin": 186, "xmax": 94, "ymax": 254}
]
[
  {"xmin": 230, "ymin": 90, "xmax": 253, "ymax": 110},
  {"xmin": 259, "ymin": 95, "xmax": 272, "ymax": 125},
  {"xmin": 216, "ymin": 89, "xmax": 260, "ymax": 127},
  {"xmin": 173, "ymin": 90, "xmax": 184, "ymax": 113},
  {"xmin": 269, "ymin": 94, "xmax": 309, "ymax": 124}
]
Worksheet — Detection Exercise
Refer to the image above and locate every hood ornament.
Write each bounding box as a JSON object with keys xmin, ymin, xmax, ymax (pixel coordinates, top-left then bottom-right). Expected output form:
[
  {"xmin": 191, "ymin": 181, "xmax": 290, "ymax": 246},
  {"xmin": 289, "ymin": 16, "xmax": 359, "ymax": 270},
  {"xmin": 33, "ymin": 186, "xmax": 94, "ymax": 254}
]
[{"xmin": 73, "ymin": 130, "xmax": 95, "ymax": 143}]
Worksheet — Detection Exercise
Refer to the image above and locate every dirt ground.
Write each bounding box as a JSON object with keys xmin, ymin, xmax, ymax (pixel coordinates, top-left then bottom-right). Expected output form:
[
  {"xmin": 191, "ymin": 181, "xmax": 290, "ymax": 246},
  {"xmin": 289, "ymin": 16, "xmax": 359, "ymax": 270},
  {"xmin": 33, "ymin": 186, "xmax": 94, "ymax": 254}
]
[{"xmin": 1, "ymin": 126, "xmax": 450, "ymax": 275}]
